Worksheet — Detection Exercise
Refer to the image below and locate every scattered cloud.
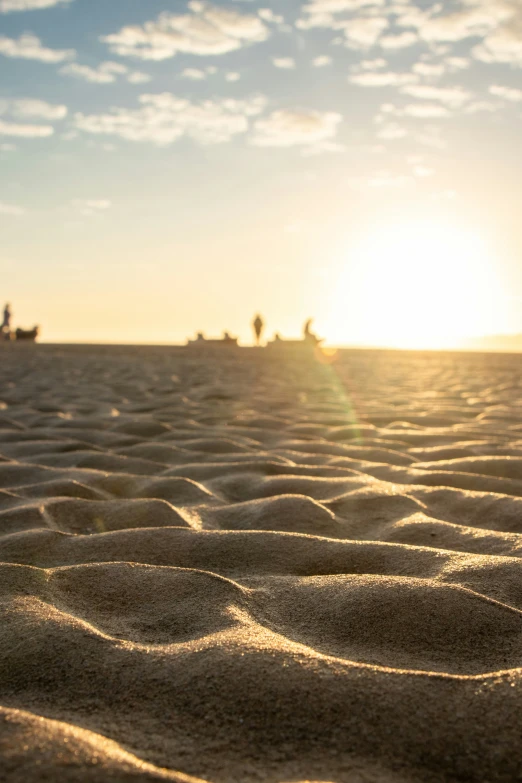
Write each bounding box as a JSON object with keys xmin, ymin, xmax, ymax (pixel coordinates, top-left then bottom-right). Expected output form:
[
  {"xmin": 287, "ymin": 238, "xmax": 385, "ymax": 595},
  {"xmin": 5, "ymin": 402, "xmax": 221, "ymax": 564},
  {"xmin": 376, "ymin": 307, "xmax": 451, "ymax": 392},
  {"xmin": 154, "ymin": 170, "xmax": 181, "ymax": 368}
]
[
  {"xmin": 376, "ymin": 122, "xmax": 408, "ymax": 140},
  {"xmin": 60, "ymin": 61, "xmax": 150, "ymax": 84},
  {"xmin": 403, "ymin": 103, "xmax": 450, "ymax": 118},
  {"xmin": 400, "ymin": 84, "xmax": 473, "ymax": 108},
  {"xmin": 412, "ymin": 62, "xmax": 446, "ymax": 79},
  {"xmin": 127, "ymin": 71, "xmax": 151, "ymax": 84},
  {"xmin": 101, "ymin": 2, "xmax": 270, "ymax": 60},
  {"xmin": 489, "ymin": 84, "xmax": 522, "ymax": 102},
  {"xmin": 379, "ymin": 31, "xmax": 418, "ymax": 50},
  {"xmin": 0, "ymin": 0, "xmax": 71, "ymax": 11},
  {"xmin": 251, "ymin": 108, "xmax": 342, "ymax": 149},
  {"xmin": 72, "ymin": 198, "xmax": 111, "ymax": 216},
  {"xmin": 226, "ymin": 71, "xmax": 241, "ymax": 81},
  {"xmin": 412, "ymin": 61, "xmax": 445, "ymax": 78},
  {"xmin": 357, "ymin": 58, "xmax": 387, "ymax": 71},
  {"xmin": 0, "ymin": 200, "xmax": 25, "ymax": 216},
  {"xmin": 413, "ymin": 165, "xmax": 435, "ymax": 177},
  {"xmin": 341, "ymin": 16, "xmax": 389, "ymax": 49},
  {"xmin": 0, "ymin": 98, "xmax": 67, "ymax": 119},
  {"xmin": 258, "ymin": 8, "xmax": 284, "ymax": 23},
  {"xmin": 350, "ymin": 71, "xmax": 417, "ymax": 87},
  {"xmin": 445, "ymin": 56, "xmax": 470, "ymax": 71},
  {"xmin": 312, "ymin": 55, "xmax": 332, "ymax": 67},
  {"xmin": 74, "ymin": 92, "xmax": 267, "ymax": 146},
  {"xmin": 0, "ymin": 33, "xmax": 74, "ymax": 62},
  {"xmin": 0, "ymin": 118, "xmax": 54, "ymax": 136},
  {"xmin": 396, "ymin": 0, "xmax": 522, "ymax": 67},
  {"xmin": 272, "ymin": 57, "xmax": 295, "ymax": 69},
  {"xmin": 182, "ymin": 67, "xmax": 207, "ymax": 80},
  {"xmin": 298, "ymin": 0, "xmax": 387, "ymax": 31}
]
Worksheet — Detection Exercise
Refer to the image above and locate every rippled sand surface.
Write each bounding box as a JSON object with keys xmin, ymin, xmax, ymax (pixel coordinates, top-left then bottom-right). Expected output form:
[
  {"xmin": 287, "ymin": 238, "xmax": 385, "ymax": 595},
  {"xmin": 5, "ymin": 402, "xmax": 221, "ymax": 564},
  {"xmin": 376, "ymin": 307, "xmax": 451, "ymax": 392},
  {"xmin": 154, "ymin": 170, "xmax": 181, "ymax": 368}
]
[{"xmin": 2, "ymin": 344, "xmax": 522, "ymax": 782}]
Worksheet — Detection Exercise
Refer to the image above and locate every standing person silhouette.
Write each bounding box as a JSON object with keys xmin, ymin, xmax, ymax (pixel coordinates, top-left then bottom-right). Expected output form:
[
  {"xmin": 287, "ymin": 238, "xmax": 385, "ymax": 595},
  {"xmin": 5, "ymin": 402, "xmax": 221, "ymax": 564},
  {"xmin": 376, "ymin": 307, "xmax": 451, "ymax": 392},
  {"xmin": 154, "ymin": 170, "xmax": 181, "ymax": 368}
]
[
  {"xmin": 253, "ymin": 314, "xmax": 264, "ymax": 346},
  {"xmin": 2, "ymin": 303, "xmax": 11, "ymax": 331},
  {"xmin": 303, "ymin": 318, "xmax": 314, "ymax": 341}
]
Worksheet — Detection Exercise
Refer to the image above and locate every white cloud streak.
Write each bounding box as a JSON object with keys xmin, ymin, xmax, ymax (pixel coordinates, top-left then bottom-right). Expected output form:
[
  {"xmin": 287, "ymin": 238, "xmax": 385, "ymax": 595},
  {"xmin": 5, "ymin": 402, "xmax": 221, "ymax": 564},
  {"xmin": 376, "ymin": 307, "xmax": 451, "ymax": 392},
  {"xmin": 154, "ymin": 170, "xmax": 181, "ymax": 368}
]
[
  {"xmin": 0, "ymin": 0, "xmax": 71, "ymax": 12},
  {"xmin": 60, "ymin": 61, "xmax": 150, "ymax": 84},
  {"xmin": 101, "ymin": 2, "xmax": 269, "ymax": 60},
  {"xmin": 74, "ymin": 92, "xmax": 267, "ymax": 146},
  {"xmin": 0, "ymin": 118, "xmax": 54, "ymax": 136},
  {"xmin": 0, "ymin": 200, "xmax": 25, "ymax": 216},
  {"xmin": 0, "ymin": 33, "xmax": 74, "ymax": 62},
  {"xmin": 251, "ymin": 109, "xmax": 342, "ymax": 148},
  {"xmin": 0, "ymin": 98, "xmax": 67, "ymax": 119}
]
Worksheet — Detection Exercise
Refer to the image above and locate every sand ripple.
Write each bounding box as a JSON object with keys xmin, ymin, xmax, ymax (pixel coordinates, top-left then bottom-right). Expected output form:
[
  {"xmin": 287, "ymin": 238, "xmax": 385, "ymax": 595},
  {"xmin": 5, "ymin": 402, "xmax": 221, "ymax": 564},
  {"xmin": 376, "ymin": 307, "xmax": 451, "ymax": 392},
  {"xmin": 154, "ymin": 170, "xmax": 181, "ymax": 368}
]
[{"xmin": 2, "ymin": 345, "xmax": 522, "ymax": 782}]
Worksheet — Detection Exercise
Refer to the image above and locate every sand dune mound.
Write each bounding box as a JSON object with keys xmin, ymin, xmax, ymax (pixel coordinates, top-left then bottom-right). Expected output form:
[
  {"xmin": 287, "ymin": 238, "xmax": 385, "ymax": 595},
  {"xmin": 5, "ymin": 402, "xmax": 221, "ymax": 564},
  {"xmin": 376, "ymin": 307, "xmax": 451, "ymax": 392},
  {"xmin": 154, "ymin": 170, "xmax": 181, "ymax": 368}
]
[
  {"xmin": 260, "ymin": 574, "xmax": 522, "ymax": 674},
  {"xmin": 2, "ymin": 345, "xmax": 522, "ymax": 782},
  {"xmin": 206, "ymin": 494, "xmax": 341, "ymax": 535}
]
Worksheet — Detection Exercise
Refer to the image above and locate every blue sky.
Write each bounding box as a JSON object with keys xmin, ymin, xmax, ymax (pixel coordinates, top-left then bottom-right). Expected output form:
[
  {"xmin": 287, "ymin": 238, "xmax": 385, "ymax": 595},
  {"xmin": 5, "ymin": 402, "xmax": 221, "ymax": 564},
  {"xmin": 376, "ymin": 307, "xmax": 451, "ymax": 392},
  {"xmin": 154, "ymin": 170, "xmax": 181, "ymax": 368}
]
[{"xmin": 1, "ymin": 0, "xmax": 521, "ymax": 345}]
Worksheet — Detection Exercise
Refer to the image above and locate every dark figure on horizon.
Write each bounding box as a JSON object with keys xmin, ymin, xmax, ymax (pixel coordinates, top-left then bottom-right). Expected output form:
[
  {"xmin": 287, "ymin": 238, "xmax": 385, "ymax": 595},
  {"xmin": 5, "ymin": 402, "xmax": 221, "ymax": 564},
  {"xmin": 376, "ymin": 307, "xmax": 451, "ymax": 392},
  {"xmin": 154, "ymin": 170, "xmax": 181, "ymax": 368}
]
[
  {"xmin": 253, "ymin": 314, "xmax": 264, "ymax": 346},
  {"xmin": 2, "ymin": 303, "xmax": 11, "ymax": 331},
  {"xmin": 303, "ymin": 318, "xmax": 322, "ymax": 346},
  {"xmin": 303, "ymin": 318, "xmax": 315, "ymax": 341}
]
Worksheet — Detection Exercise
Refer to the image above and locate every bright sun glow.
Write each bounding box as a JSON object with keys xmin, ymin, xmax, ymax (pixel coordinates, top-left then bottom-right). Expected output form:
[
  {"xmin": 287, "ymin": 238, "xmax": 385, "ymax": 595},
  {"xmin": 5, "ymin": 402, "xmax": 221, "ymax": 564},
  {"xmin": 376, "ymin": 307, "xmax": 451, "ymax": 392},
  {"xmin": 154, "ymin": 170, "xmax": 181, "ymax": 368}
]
[{"xmin": 330, "ymin": 217, "xmax": 503, "ymax": 349}]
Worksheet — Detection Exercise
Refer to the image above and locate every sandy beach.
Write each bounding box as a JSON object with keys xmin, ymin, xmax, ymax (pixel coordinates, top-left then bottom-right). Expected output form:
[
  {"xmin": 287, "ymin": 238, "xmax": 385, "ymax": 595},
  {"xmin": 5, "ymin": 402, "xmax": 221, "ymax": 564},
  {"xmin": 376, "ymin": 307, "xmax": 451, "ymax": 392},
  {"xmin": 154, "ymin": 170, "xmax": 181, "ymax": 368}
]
[{"xmin": 1, "ymin": 343, "xmax": 522, "ymax": 782}]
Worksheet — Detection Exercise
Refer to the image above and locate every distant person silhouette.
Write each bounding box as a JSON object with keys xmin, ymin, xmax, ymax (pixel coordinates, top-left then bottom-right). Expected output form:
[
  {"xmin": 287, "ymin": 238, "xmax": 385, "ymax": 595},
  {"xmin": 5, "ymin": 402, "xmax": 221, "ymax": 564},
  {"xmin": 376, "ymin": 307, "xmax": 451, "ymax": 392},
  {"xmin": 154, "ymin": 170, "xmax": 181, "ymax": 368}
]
[
  {"xmin": 303, "ymin": 318, "xmax": 314, "ymax": 341},
  {"xmin": 2, "ymin": 303, "xmax": 11, "ymax": 331},
  {"xmin": 303, "ymin": 318, "xmax": 321, "ymax": 345},
  {"xmin": 253, "ymin": 314, "xmax": 264, "ymax": 346}
]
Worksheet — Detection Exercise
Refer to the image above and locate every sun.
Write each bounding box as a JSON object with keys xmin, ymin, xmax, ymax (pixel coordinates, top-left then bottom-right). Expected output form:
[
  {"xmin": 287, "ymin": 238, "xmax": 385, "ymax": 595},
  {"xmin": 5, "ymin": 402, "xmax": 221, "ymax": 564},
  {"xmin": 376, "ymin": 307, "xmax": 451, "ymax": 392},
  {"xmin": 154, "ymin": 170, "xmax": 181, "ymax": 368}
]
[{"xmin": 328, "ymin": 217, "xmax": 502, "ymax": 349}]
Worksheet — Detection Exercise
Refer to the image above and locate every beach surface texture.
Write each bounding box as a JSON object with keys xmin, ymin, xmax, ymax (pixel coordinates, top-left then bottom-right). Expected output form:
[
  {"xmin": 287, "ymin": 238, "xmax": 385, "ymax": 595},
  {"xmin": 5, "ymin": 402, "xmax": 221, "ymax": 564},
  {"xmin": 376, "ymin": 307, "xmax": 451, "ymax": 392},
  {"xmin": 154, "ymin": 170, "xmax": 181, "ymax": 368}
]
[{"xmin": 1, "ymin": 344, "xmax": 522, "ymax": 782}]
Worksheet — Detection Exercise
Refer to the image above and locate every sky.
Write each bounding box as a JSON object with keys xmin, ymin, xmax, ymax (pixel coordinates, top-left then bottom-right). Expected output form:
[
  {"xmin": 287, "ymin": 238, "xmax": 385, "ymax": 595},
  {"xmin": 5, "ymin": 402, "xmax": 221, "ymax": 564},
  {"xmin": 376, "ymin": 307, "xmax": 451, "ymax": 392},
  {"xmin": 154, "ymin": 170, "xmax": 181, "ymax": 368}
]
[{"xmin": 1, "ymin": 0, "xmax": 521, "ymax": 347}]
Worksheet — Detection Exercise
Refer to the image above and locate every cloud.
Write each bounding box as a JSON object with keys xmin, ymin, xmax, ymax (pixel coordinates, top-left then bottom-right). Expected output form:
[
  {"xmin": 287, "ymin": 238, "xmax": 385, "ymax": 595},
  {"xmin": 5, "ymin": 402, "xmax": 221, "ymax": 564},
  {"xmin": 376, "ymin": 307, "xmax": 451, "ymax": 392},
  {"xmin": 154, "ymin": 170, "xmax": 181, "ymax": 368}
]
[
  {"xmin": 0, "ymin": 98, "xmax": 67, "ymax": 119},
  {"xmin": 412, "ymin": 62, "xmax": 445, "ymax": 78},
  {"xmin": 74, "ymin": 92, "xmax": 267, "ymax": 146},
  {"xmin": 258, "ymin": 8, "xmax": 284, "ymax": 25},
  {"xmin": 101, "ymin": 2, "xmax": 270, "ymax": 60},
  {"xmin": 181, "ymin": 67, "xmax": 207, "ymax": 80},
  {"xmin": 403, "ymin": 103, "xmax": 450, "ymax": 118},
  {"xmin": 272, "ymin": 57, "xmax": 295, "ymax": 69},
  {"xmin": 60, "ymin": 61, "xmax": 150, "ymax": 84},
  {"xmin": 312, "ymin": 55, "xmax": 332, "ymax": 66},
  {"xmin": 127, "ymin": 71, "xmax": 151, "ymax": 84},
  {"xmin": 60, "ymin": 62, "xmax": 125, "ymax": 83},
  {"xmin": 340, "ymin": 16, "xmax": 388, "ymax": 48},
  {"xmin": 350, "ymin": 71, "xmax": 417, "ymax": 86},
  {"xmin": 298, "ymin": 0, "xmax": 386, "ymax": 30},
  {"xmin": 0, "ymin": 0, "xmax": 71, "ymax": 11},
  {"xmin": 376, "ymin": 122, "xmax": 407, "ymax": 140},
  {"xmin": 0, "ymin": 200, "xmax": 25, "ymax": 216},
  {"xmin": 400, "ymin": 84, "xmax": 472, "ymax": 107},
  {"xmin": 0, "ymin": 118, "xmax": 54, "ymax": 136},
  {"xmin": 379, "ymin": 31, "xmax": 418, "ymax": 49},
  {"xmin": 473, "ymin": 3, "xmax": 522, "ymax": 66},
  {"xmin": 357, "ymin": 57, "xmax": 386, "ymax": 70},
  {"xmin": 489, "ymin": 84, "xmax": 522, "ymax": 102},
  {"xmin": 413, "ymin": 165, "xmax": 434, "ymax": 177},
  {"xmin": 225, "ymin": 71, "xmax": 241, "ymax": 81},
  {"xmin": 251, "ymin": 108, "xmax": 342, "ymax": 149},
  {"xmin": 0, "ymin": 33, "xmax": 74, "ymax": 62},
  {"xmin": 72, "ymin": 198, "xmax": 111, "ymax": 216},
  {"xmin": 397, "ymin": 0, "xmax": 522, "ymax": 66}
]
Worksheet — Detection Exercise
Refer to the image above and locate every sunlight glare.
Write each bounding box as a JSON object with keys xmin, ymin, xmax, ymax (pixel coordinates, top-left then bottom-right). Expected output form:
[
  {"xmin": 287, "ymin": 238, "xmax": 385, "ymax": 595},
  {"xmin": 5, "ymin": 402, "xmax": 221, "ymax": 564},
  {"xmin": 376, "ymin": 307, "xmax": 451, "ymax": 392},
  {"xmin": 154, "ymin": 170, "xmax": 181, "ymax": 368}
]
[{"xmin": 331, "ymin": 218, "xmax": 502, "ymax": 349}]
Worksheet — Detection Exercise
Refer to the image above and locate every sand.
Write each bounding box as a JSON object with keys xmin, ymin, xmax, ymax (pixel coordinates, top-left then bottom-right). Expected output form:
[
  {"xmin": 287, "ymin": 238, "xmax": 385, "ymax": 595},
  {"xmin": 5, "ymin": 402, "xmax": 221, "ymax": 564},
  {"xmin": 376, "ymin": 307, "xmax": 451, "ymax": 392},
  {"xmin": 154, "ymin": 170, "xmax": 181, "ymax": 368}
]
[{"xmin": 1, "ymin": 343, "xmax": 522, "ymax": 782}]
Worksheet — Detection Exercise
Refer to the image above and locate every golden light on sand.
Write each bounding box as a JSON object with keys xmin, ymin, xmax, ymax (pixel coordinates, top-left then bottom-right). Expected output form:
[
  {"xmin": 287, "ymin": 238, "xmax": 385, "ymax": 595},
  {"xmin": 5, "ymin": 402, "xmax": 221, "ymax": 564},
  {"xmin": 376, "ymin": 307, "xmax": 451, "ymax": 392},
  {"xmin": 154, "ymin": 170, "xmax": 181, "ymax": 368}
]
[{"xmin": 333, "ymin": 218, "xmax": 502, "ymax": 349}]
